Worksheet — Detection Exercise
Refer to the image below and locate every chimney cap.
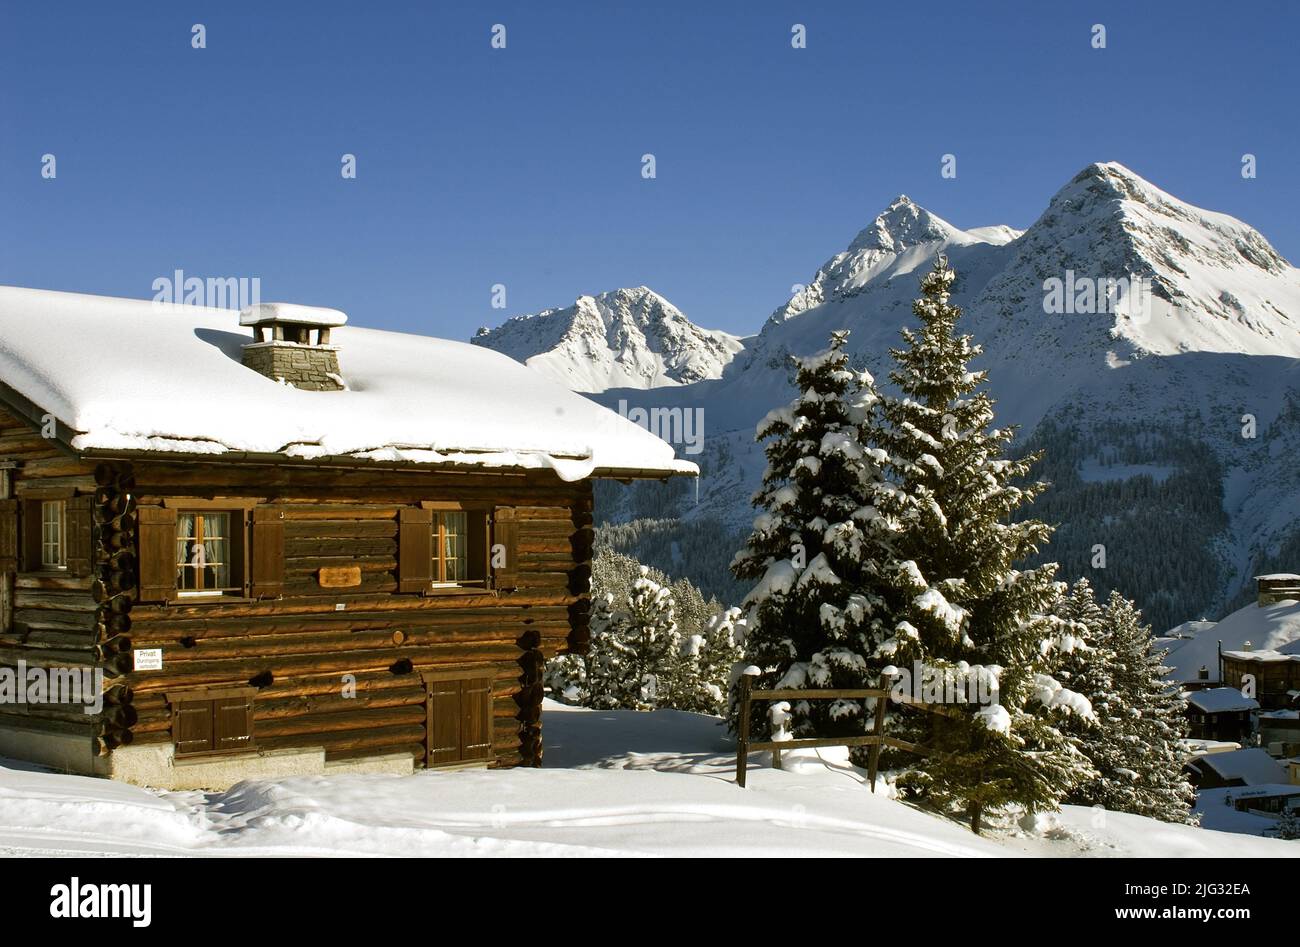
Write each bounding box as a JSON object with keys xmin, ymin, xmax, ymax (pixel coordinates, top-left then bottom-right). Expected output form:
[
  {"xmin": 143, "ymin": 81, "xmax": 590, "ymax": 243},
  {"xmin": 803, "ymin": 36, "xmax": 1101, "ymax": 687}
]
[{"xmin": 240, "ymin": 302, "xmax": 348, "ymax": 328}]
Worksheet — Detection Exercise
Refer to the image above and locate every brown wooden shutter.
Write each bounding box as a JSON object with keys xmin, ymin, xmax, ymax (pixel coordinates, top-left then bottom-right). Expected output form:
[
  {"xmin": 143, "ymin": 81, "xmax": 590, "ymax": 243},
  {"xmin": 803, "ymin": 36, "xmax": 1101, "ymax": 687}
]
[
  {"xmin": 251, "ymin": 506, "xmax": 285, "ymax": 599},
  {"xmin": 467, "ymin": 510, "xmax": 489, "ymax": 583},
  {"xmin": 0, "ymin": 499, "xmax": 17, "ymax": 573},
  {"xmin": 65, "ymin": 495, "xmax": 93, "ymax": 576},
  {"xmin": 491, "ymin": 506, "xmax": 519, "ymax": 590},
  {"xmin": 173, "ymin": 699, "xmax": 213, "ymax": 755},
  {"xmin": 213, "ymin": 693, "xmax": 255, "ymax": 752},
  {"xmin": 461, "ymin": 676, "xmax": 494, "ymax": 761},
  {"xmin": 136, "ymin": 505, "xmax": 177, "ymax": 603},
  {"xmin": 398, "ymin": 507, "xmax": 433, "ymax": 593},
  {"xmin": 21, "ymin": 499, "xmax": 41, "ymax": 571},
  {"xmin": 426, "ymin": 678, "xmax": 461, "ymax": 765}
]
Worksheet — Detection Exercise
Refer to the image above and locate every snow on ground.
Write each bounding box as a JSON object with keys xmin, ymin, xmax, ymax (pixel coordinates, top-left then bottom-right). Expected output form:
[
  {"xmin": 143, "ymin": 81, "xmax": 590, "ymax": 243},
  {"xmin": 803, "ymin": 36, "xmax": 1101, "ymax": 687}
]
[{"xmin": 0, "ymin": 700, "xmax": 1294, "ymax": 858}]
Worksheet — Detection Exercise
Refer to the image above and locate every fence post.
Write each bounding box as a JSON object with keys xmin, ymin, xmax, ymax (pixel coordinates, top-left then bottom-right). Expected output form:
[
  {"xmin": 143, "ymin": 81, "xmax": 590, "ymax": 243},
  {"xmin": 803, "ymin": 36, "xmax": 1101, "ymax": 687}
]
[
  {"xmin": 867, "ymin": 674, "xmax": 896, "ymax": 794},
  {"xmin": 736, "ymin": 672, "xmax": 753, "ymax": 788},
  {"xmin": 867, "ymin": 692, "xmax": 888, "ymax": 794}
]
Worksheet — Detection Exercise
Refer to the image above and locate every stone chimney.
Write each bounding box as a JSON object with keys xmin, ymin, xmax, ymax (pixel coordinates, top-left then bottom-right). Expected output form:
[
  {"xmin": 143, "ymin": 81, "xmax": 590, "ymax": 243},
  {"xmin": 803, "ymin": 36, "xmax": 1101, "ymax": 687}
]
[{"xmin": 240, "ymin": 303, "xmax": 347, "ymax": 391}]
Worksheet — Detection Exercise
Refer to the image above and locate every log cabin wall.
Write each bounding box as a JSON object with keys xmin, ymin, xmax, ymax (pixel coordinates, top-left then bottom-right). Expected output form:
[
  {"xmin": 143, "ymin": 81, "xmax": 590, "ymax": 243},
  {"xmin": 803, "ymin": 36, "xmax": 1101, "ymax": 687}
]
[
  {"xmin": 0, "ymin": 406, "xmax": 107, "ymax": 773},
  {"xmin": 0, "ymin": 400, "xmax": 595, "ymax": 780},
  {"xmin": 119, "ymin": 458, "xmax": 594, "ymax": 771}
]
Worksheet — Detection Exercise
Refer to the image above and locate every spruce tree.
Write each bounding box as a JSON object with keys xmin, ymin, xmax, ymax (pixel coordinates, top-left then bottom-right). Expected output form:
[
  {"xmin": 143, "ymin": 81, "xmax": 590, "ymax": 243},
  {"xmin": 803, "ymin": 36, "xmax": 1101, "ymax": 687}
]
[
  {"xmin": 1085, "ymin": 590, "xmax": 1197, "ymax": 823},
  {"xmin": 878, "ymin": 256, "xmax": 1092, "ymax": 832},
  {"xmin": 675, "ymin": 606, "xmax": 746, "ymax": 715},
  {"xmin": 586, "ymin": 568, "xmax": 682, "ymax": 711},
  {"xmin": 1277, "ymin": 806, "xmax": 1300, "ymax": 841},
  {"xmin": 731, "ymin": 331, "xmax": 900, "ymax": 740}
]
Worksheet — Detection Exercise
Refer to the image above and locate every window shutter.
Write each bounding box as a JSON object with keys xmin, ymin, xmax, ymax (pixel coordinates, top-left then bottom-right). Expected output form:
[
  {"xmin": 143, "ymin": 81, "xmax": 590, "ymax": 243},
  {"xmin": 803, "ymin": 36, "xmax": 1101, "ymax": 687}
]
[
  {"xmin": 65, "ymin": 495, "xmax": 93, "ymax": 576},
  {"xmin": 136, "ymin": 505, "xmax": 177, "ymax": 603},
  {"xmin": 426, "ymin": 678, "xmax": 461, "ymax": 765},
  {"xmin": 0, "ymin": 499, "xmax": 16, "ymax": 573},
  {"xmin": 173, "ymin": 699, "xmax": 214, "ymax": 755},
  {"xmin": 251, "ymin": 507, "xmax": 285, "ymax": 599},
  {"xmin": 213, "ymin": 693, "xmax": 255, "ymax": 752},
  {"xmin": 466, "ymin": 510, "xmax": 489, "ymax": 583},
  {"xmin": 461, "ymin": 676, "xmax": 494, "ymax": 761},
  {"xmin": 491, "ymin": 506, "xmax": 519, "ymax": 590},
  {"xmin": 398, "ymin": 507, "xmax": 433, "ymax": 593},
  {"xmin": 21, "ymin": 500, "xmax": 41, "ymax": 571}
]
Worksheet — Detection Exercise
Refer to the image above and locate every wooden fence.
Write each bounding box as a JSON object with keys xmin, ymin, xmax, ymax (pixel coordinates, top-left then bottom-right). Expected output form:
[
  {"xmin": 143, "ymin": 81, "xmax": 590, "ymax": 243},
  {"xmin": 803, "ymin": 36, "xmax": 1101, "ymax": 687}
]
[{"xmin": 734, "ymin": 673, "xmax": 928, "ymax": 790}]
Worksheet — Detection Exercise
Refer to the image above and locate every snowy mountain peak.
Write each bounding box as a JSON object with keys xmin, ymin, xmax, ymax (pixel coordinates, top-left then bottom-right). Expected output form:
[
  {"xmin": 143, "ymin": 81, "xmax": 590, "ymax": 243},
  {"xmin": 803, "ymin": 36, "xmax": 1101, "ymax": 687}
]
[
  {"xmin": 848, "ymin": 195, "xmax": 961, "ymax": 253},
  {"xmin": 471, "ymin": 286, "xmax": 743, "ymax": 392}
]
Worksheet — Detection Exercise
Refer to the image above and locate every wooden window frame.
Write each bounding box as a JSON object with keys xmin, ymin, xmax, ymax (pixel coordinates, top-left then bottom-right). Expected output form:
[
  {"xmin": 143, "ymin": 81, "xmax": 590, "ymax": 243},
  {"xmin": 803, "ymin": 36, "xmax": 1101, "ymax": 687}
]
[
  {"xmin": 162, "ymin": 499, "xmax": 259, "ymax": 601},
  {"xmin": 40, "ymin": 499, "xmax": 66, "ymax": 571},
  {"xmin": 18, "ymin": 488, "xmax": 74, "ymax": 574},
  {"xmin": 175, "ymin": 510, "xmax": 242, "ymax": 595},
  {"xmin": 165, "ymin": 686, "xmax": 258, "ymax": 758},
  {"xmin": 418, "ymin": 501, "xmax": 490, "ymax": 594}
]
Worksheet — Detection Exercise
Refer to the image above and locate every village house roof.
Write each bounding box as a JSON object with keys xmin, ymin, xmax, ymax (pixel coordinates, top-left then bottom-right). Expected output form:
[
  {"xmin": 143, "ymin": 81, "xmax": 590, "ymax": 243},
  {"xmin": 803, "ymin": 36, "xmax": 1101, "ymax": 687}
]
[
  {"xmin": 1160, "ymin": 598, "xmax": 1300, "ymax": 681},
  {"xmin": 1184, "ymin": 687, "xmax": 1260, "ymax": 715},
  {"xmin": 1221, "ymin": 647, "xmax": 1300, "ymax": 663},
  {"xmin": 1192, "ymin": 748, "xmax": 1290, "ymax": 786},
  {"xmin": 0, "ymin": 286, "xmax": 697, "ymax": 481}
]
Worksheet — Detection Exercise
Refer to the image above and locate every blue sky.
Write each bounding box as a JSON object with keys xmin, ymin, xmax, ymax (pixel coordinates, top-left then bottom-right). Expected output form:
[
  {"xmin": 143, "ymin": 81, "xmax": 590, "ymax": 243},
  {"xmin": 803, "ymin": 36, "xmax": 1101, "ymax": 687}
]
[{"xmin": 1, "ymin": 1, "xmax": 1295, "ymax": 338}]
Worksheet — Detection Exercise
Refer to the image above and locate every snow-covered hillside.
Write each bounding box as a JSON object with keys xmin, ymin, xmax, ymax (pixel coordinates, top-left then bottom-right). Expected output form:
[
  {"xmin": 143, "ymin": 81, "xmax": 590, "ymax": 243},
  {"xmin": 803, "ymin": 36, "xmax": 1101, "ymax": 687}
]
[
  {"xmin": 592, "ymin": 163, "xmax": 1300, "ymax": 625},
  {"xmin": 0, "ymin": 701, "xmax": 1291, "ymax": 857},
  {"xmin": 472, "ymin": 287, "xmax": 743, "ymax": 392}
]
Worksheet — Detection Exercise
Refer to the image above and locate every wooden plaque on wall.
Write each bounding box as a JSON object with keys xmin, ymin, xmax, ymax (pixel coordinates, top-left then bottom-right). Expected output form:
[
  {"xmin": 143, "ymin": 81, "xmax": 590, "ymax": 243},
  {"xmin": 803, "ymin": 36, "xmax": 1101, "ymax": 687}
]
[{"xmin": 318, "ymin": 566, "xmax": 362, "ymax": 588}]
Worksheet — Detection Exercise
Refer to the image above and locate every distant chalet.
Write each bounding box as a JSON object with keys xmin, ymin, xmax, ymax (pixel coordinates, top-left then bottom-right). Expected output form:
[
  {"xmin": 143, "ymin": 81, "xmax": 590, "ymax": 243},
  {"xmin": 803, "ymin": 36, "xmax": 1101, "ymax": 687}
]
[{"xmin": 0, "ymin": 286, "xmax": 693, "ymax": 789}]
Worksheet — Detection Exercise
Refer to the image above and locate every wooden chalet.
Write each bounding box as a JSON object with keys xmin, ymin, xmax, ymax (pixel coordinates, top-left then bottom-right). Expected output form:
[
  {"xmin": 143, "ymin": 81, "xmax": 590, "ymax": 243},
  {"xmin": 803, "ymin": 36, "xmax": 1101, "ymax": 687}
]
[{"xmin": 0, "ymin": 288, "xmax": 693, "ymax": 789}]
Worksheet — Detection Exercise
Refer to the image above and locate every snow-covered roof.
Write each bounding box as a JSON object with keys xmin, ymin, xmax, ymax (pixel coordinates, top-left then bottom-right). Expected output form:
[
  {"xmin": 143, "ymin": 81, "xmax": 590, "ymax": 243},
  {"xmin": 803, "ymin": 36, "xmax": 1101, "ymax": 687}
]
[
  {"xmin": 1221, "ymin": 647, "xmax": 1300, "ymax": 663},
  {"xmin": 1160, "ymin": 599, "xmax": 1300, "ymax": 682},
  {"xmin": 1180, "ymin": 738, "xmax": 1241, "ymax": 757},
  {"xmin": 1192, "ymin": 748, "xmax": 1289, "ymax": 786},
  {"xmin": 239, "ymin": 302, "xmax": 348, "ymax": 328},
  {"xmin": 1230, "ymin": 783, "xmax": 1300, "ymax": 800},
  {"xmin": 1184, "ymin": 687, "xmax": 1259, "ymax": 714},
  {"xmin": 1255, "ymin": 573, "xmax": 1300, "ymax": 582},
  {"xmin": 0, "ymin": 286, "xmax": 697, "ymax": 481}
]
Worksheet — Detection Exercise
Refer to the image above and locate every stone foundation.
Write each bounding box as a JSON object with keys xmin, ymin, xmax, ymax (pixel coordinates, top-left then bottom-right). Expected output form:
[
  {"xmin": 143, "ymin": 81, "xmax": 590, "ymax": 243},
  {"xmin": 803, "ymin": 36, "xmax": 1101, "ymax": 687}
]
[{"xmin": 108, "ymin": 744, "xmax": 415, "ymax": 791}]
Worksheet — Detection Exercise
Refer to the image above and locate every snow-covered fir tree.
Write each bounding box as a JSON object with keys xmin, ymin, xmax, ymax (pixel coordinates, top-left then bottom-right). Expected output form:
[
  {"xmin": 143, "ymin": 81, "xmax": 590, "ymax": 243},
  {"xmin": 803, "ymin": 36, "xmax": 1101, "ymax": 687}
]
[
  {"xmin": 675, "ymin": 606, "xmax": 747, "ymax": 715},
  {"xmin": 545, "ymin": 550, "xmax": 734, "ymax": 712},
  {"xmin": 1064, "ymin": 589, "xmax": 1196, "ymax": 823},
  {"xmin": 1277, "ymin": 806, "xmax": 1300, "ymax": 841},
  {"xmin": 731, "ymin": 331, "xmax": 901, "ymax": 740},
  {"xmin": 542, "ymin": 652, "xmax": 588, "ymax": 706},
  {"xmin": 585, "ymin": 567, "xmax": 681, "ymax": 711},
  {"xmin": 876, "ymin": 256, "xmax": 1092, "ymax": 833},
  {"xmin": 591, "ymin": 546, "xmax": 721, "ymax": 642}
]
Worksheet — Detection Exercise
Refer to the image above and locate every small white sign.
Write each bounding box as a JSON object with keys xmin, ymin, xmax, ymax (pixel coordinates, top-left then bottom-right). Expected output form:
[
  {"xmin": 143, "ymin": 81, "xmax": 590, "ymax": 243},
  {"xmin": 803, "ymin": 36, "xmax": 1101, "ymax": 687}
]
[
  {"xmin": 133, "ymin": 648, "xmax": 163, "ymax": 671},
  {"xmin": 335, "ymin": 603, "xmax": 346, "ymax": 611}
]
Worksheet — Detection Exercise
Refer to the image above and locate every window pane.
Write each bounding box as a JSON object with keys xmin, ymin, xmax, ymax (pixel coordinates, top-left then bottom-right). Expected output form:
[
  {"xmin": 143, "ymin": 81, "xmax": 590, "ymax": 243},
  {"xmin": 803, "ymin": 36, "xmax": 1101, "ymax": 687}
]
[
  {"xmin": 41, "ymin": 500, "xmax": 65, "ymax": 568},
  {"xmin": 439, "ymin": 515, "xmax": 470, "ymax": 580},
  {"xmin": 201, "ymin": 513, "xmax": 231, "ymax": 590},
  {"xmin": 177, "ymin": 514, "xmax": 198, "ymax": 589},
  {"xmin": 176, "ymin": 512, "xmax": 234, "ymax": 591}
]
